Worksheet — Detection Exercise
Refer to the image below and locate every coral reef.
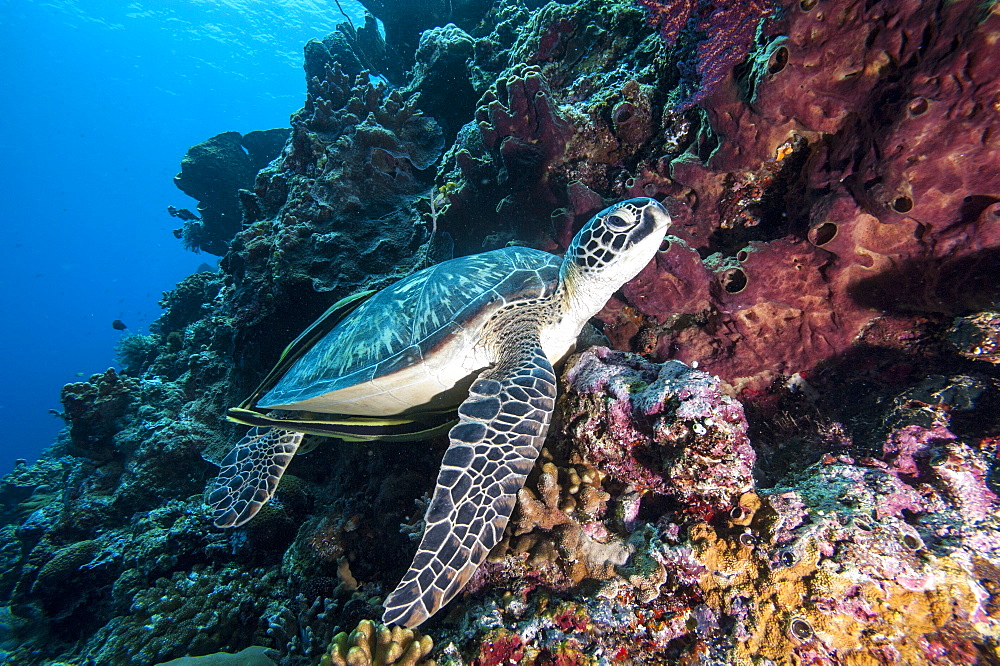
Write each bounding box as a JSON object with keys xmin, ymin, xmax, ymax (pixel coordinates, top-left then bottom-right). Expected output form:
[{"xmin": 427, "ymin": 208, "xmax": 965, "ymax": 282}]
[
  {"xmin": 598, "ymin": 0, "xmax": 1000, "ymax": 390},
  {"xmin": 433, "ymin": 351, "xmax": 1000, "ymax": 665},
  {"xmin": 59, "ymin": 367, "xmax": 140, "ymax": 461},
  {"xmin": 222, "ymin": 56, "xmax": 446, "ymax": 370},
  {"xmin": 3, "ymin": 0, "xmax": 999, "ymax": 664},
  {"xmin": 81, "ymin": 565, "xmax": 284, "ymax": 664},
  {"xmin": 174, "ymin": 129, "xmax": 290, "ymax": 255},
  {"xmin": 356, "ymin": 0, "xmax": 492, "ymax": 84}
]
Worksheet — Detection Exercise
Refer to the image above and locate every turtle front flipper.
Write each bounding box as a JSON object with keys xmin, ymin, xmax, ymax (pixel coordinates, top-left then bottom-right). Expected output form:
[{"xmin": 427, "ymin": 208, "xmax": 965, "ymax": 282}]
[
  {"xmin": 382, "ymin": 334, "xmax": 557, "ymax": 628},
  {"xmin": 208, "ymin": 427, "xmax": 303, "ymax": 528}
]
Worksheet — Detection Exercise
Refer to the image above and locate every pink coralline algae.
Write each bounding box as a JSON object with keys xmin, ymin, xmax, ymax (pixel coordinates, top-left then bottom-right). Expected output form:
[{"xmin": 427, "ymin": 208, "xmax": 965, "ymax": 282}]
[
  {"xmin": 451, "ymin": 354, "xmax": 1000, "ymax": 664},
  {"xmin": 559, "ymin": 346, "xmax": 754, "ymax": 514}
]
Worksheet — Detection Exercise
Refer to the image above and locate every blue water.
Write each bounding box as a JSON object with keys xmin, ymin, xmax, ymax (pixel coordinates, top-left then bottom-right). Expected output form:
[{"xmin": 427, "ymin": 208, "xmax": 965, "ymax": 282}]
[{"xmin": 1, "ymin": 0, "xmax": 369, "ymax": 475}]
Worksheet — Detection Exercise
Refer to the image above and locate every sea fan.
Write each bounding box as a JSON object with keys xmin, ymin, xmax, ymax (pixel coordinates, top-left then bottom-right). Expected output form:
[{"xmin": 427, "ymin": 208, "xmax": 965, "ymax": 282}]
[{"xmin": 636, "ymin": 0, "xmax": 775, "ymax": 108}]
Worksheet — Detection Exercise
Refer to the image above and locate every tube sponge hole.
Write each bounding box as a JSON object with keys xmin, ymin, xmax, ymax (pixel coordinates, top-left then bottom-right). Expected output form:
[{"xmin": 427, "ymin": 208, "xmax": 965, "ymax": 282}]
[
  {"xmin": 768, "ymin": 46, "xmax": 789, "ymax": 75},
  {"xmin": 720, "ymin": 267, "xmax": 748, "ymax": 294},
  {"xmin": 908, "ymin": 97, "xmax": 929, "ymax": 116},
  {"xmin": 613, "ymin": 101, "xmax": 636, "ymax": 125},
  {"xmin": 808, "ymin": 222, "xmax": 838, "ymax": 246},
  {"xmin": 891, "ymin": 196, "xmax": 914, "ymax": 213},
  {"xmin": 788, "ymin": 617, "xmax": 814, "ymax": 641}
]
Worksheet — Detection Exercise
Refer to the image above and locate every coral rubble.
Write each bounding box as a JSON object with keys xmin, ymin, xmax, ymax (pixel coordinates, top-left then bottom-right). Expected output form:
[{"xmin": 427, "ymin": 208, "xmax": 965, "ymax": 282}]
[{"xmin": 2, "ymin": 0, "xmax": 999, "ymax": 664}]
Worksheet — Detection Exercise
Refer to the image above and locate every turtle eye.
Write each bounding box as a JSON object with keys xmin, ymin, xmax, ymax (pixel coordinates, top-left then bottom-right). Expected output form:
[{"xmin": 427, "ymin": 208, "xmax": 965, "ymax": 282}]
[{"xmin": 605, "ymin": 211, "xmax": 634, "ymax": 231}]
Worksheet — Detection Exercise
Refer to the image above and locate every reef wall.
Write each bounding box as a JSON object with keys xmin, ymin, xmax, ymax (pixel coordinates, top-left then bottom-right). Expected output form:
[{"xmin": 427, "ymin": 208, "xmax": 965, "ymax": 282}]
[{"xmin": 1, "ymin": 0, "xmax": 998, "ymax": 664}]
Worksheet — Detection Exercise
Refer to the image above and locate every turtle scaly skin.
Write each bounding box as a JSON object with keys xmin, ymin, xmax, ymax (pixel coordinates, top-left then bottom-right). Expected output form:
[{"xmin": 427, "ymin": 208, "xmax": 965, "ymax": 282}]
[{"xmin": 207, "ymin": 198, "xmax": 672, "ymax": 627}]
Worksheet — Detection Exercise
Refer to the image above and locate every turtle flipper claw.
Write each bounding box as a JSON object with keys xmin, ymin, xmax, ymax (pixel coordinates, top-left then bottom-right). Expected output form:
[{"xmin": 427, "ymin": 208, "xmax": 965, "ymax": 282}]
[{"xmin": 208, "ymin": 427, "xmax": 303, "ymax": 528}]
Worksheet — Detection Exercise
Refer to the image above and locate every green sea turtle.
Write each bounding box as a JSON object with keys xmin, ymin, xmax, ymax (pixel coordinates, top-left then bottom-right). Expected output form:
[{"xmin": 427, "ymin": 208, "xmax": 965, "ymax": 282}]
[{"xmin": 208, "ymin": 197, "xmax": 671, "ymax": 627}]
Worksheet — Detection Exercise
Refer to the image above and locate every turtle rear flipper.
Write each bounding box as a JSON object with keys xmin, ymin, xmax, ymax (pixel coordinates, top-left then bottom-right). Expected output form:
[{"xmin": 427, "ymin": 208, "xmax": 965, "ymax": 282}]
[
  {"xmin": 208, "ymin": 427, "xmax": 303, "ymax": 528},
  {"xmin": 382, "ymin": 333, "xmax": 556, "ymax": 628}
]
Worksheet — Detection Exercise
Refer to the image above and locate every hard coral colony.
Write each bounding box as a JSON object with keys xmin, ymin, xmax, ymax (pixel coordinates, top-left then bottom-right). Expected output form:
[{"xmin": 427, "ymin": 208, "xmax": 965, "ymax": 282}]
[{"xmin": 1, "ymin": 0, "xmax": 999, "ymax": 665}]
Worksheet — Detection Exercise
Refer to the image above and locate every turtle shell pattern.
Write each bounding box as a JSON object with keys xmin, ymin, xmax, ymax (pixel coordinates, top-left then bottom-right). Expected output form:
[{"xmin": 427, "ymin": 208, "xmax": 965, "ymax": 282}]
[{"xmin": 258, "ymin": 246, "xmax": 562, "ymax": 412}]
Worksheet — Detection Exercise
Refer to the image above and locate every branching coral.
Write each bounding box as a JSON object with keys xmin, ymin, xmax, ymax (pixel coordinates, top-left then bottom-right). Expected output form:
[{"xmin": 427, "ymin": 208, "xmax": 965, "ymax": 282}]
[
  {"xmin": 512, "ymin": 460, "xmax": 608, "ymax": 535},
  {"xmin": 493, "ymin": 455, "xmax": 625, "ymax": 587}
]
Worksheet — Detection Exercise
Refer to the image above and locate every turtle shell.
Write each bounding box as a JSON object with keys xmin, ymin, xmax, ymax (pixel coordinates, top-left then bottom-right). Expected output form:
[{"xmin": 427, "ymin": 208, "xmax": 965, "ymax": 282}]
[{"xmin": 257, "ymin": 246, "xmax": 561, "ymax": 416}]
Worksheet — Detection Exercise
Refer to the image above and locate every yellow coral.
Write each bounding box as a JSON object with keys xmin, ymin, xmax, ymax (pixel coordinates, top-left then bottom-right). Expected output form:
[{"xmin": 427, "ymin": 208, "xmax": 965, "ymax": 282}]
[
  {"xmin": 687, "ymin": 503, "xmax": 1000, "ymax": 665},
  {"xmin": 512, "ymin": 458, "xmax": 608, "ymax": 535},
  {"xmin": 319, "ymin": 620, "xmax": 434, "ymax": 666}
]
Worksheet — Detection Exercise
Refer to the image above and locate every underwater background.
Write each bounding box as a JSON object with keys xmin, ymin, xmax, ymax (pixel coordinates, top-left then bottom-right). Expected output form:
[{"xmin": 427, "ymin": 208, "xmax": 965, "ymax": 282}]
[
  {"xmin": 1, "ymin": 0, "xmax": 366, "ymax": 476},
  {"xmin": 2, "ymin": 0, "xmax": 1000, "ymax": 664}
]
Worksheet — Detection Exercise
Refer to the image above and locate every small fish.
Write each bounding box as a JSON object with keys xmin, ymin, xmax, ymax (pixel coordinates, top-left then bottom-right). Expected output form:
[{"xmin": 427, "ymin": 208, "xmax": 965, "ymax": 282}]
[
  {"xmin": 112, "ymin": 319, "xmax": 128, "ymax": 331},
  {"xmin": 167, "ymin": 205, "xmax": 200, "ymax": 221}
]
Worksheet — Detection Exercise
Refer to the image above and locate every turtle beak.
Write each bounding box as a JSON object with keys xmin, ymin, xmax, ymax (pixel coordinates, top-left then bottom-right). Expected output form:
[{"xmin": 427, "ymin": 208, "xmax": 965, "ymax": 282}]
[
  {"xmin": 641, "ymin": 199, "xmax": 671, "ymax": 235},
  {"xmin": 627, "ymin": 198, "xmax": 671, "ymax": 250}
]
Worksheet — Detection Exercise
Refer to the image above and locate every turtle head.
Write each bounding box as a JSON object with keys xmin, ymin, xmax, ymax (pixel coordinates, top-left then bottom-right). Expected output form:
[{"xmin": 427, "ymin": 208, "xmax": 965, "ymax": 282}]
[{"xmin": 562, "ymin": 197, "xmax": 672, "ymax": 302}]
